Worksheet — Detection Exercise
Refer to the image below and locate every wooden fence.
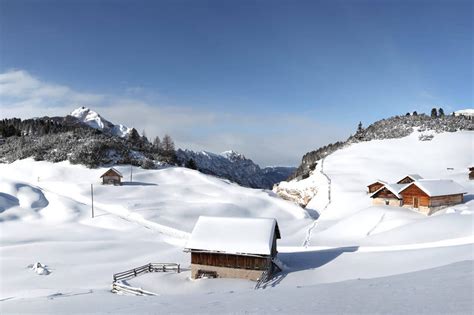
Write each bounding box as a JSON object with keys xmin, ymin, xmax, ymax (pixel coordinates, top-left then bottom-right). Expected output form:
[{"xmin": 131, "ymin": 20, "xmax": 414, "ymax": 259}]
[{"xmin": 112, "ymin": 263, "xmax": 180, "ymax": 296}]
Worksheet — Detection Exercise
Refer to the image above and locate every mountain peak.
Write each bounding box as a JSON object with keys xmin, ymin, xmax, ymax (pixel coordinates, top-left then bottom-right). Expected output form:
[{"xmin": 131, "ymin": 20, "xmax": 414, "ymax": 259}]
[
  {"xmin": 220, "ymin": 150, "xmax": 245, "ymax": 161},
  {"xmin": 69, "ymin": 106, "xmax": 132, "ymax": 138}
]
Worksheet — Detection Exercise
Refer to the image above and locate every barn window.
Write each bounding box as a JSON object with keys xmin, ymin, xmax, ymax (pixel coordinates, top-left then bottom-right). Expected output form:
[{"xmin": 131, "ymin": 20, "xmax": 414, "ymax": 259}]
[{"xmin": 385, "ymin": 200, "xmax": 389, "ymax": 205}]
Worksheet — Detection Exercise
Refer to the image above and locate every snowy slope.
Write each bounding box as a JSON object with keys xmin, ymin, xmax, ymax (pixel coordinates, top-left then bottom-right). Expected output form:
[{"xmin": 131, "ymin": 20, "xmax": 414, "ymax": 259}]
[
  {"xmin": 0, "ymin": 131, "xmax": 473, "ymax": 313},
  {"xmin": 70, "ymin": 106, "xmax": 132, "ymax": 137},
  {"xmin": 454, "ymin": 108, "xmax": 474, "ymax": 117},
  {"xmin": 276, "ymin": 130, "xmax": 473, "ymax": 246}
]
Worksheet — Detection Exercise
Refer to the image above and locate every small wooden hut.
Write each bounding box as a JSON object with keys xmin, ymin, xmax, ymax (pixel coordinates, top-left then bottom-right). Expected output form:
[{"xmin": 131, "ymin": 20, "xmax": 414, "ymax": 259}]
[
  {"xmin": 398, "ymin": 179, "xmax": 466, "ymax": 215},
  {"xmin": 100, "ymin": 168, "xmax": 123, "ymax": 185},
  {"xmin": 184, "ymin": 216, "xmax": 281, "ymax": 281}
]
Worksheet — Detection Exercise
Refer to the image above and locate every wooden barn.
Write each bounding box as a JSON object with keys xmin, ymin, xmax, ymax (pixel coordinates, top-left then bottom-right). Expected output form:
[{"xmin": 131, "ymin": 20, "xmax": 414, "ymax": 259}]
[
  {"xmin": 367, "ymin": 180, "xmax": 386, "ymax": 193},
  {"xmin": 184, "ymin": 216, "xmax": 281, "ymax": 281},
  {"xmin": 100, "ymin": 168, "xmax": 123, "ymax": 185},
  {"xmin": 370, "ymin": 183, "xmax": 405, "ymax": 206},
  {"xmin": 396, "ymin": 174, "xmax": 423, "ymax": 184},
  {"xmin": 469, "ymin": 167, "xmax": 474, "ymax": 180},
  {"xmin": 398, "ymin": 179, "xmax": 466, "ymax": 215}
]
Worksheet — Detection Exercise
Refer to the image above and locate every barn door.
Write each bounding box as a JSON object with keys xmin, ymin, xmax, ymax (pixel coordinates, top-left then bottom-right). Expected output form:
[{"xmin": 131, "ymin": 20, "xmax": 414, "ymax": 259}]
[{"xmin": 413, "ymin": 197, "xmax": 419, "ymax": 208}]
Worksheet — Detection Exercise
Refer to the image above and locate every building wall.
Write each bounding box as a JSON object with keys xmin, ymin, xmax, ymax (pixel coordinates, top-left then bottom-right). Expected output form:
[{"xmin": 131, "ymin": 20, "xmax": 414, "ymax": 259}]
[
  {"xmin": 372, "ymin": 197, "xmax": 402, "ymax": 206},
  {"xmin": 191, "ymin": 264, "xmax": 264, "ymax": 281},
  {"xmin": 430, "ymin": 194, "xmax": 463, "ymax": 207},
  {"xmin": 102, "ymin": 175, "xmax": 121, "ymax": 185},
  {"xmin": 401, "ymin": 187, "xmax": 463, "ymax": 215},
  {"xmin": 191, "ymin": 252, "xmax": 269, "ymax": 270},
  {"xmin": 400, "ymin": 185, "xmax": 430, "ymax": 207}
]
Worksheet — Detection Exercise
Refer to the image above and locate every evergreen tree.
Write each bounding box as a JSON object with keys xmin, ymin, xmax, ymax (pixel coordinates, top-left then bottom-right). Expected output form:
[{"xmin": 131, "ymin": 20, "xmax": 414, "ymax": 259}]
[
  {"xmin": 185, "ymin": 158, "xmax": 198, "ymax": 170},
  {"xmin": 141, "ymin": 129, "xmax": 149, "ymax": 143},
  {"xmin": 141, "ymin": 158, "xmax": 155, "ymax": 169},
  {"xmin": 357, "ymin": 121, "xmax": 363, "ymax": 132},
  {"xmin": 431, "ymin": 108, "xmax": 438, "ymax": 118},
  {"xmin": 438, "ymin": 108, "xmax": 445, "ymax": 117},
  {"xmin": 128, "ymin": 128, "xmax": 141, "ymax": 145},
  {"xmin": 412, "ymin": 111, "xmax": 418, "ymax": 116}
]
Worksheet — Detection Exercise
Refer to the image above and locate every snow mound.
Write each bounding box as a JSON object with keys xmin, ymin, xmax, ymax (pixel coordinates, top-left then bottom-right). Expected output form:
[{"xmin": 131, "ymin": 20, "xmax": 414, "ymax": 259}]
[
  {"xmin": 30, "ymin": 262, "xmax": 50, "ymax": 275},
  {"xmin": 0, "ymin": 192, "xmax": 19, "ymax": 213}
]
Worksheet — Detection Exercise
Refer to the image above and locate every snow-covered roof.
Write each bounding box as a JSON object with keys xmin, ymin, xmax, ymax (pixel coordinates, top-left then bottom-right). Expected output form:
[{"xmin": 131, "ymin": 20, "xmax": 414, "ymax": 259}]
[
  {"xmin": 367, "ymin": 180, "xmax": 386, "ymax": 187},
  {"xmin": 370, "ymin": 183, "xmax": 408, "ymax": 199},
  {"xmin": 184, "ymin": 216, "xmax": 280, "ymax": 256},
  {"xmin": 397, "ymin": 174, "xmax": 424, "ymax": 183},
  {"xmin": 399, "ymin": 179, "xmax": 466, "ymax": 197},
  {"xmin": 100, "ymin": 167, "xmax": 123, "ymax": 178}
]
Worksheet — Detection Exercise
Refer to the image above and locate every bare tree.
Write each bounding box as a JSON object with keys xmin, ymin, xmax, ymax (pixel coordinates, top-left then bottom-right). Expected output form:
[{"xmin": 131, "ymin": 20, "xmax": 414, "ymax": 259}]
[
  {"xmin": 161, "ymin": 134, "xmax": 177, "ymax": 164},
  {"xmin": 153, "ymin": 136, "xmax": 161, "ymax": 152}
]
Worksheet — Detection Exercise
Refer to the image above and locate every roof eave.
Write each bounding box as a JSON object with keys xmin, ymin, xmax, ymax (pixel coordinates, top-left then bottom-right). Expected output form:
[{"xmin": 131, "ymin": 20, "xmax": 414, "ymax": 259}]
[{"xmin": 184, "ymin": 248, "xmax": 271, "ymax": 258}]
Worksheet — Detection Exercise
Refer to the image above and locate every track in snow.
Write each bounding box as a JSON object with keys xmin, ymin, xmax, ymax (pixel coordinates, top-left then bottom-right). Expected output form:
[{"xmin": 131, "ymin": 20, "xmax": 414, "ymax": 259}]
[
  {"xmin": 303, "ymin": 158, "xmax": 332, "ymax": 247},
  {"xmin": 285, "ymin": 235, "xmax": 474, "ymax": 254}
]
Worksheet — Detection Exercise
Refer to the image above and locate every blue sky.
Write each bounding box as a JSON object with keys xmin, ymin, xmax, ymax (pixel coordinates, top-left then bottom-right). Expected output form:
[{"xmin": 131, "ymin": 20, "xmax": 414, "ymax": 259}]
[{"xmin": 0, "ymin": 0, "xmax": 472, "ymax": 165}]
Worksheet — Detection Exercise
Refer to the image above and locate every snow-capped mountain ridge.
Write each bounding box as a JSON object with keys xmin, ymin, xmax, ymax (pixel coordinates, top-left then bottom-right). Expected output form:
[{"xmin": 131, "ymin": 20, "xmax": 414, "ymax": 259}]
[
  {"xmin": 176, "ymin": 149, "xmax": 295, "ymax": 189},
  {"xmin": 70, "ymin": 106, "xmax": 132, "ymax": 138},
  {"xmin": 220, "ymin": 150, "xmax": 246, "ymax": 161}
]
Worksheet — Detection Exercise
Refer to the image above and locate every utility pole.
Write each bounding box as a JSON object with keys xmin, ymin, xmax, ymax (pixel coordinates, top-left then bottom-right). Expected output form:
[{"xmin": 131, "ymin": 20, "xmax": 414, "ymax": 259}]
[
  {"xmin": 130, "ymin": 164, "xmax": 133, "ymax": 182},
  {"xmin": 91, "ymin": 184, "xmax": 94, "ymax": 218}
]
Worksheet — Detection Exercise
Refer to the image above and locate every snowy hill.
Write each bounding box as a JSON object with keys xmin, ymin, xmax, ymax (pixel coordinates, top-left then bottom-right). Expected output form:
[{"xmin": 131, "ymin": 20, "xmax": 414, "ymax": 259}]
[
  {"xmin": 290, "ymin": 112, "xmax": 473, "ymax": 180},
  {"xmin": 454, "ymin": 108, "xmax": 474, "ymax": 118},
  {"xmin": 176, "ymin": 149, "xmax": 295, "ymax": 189},
  {"xmin": 275, "ymin": 130, "xmax": 473, "ymax": 245},
  {"xmin": 0, "ymin": 128, "xmax": 473, "ymax": 312},
  {"xmin": 70, "ymin": 106, "xmax": 132, "ymax": 137}
]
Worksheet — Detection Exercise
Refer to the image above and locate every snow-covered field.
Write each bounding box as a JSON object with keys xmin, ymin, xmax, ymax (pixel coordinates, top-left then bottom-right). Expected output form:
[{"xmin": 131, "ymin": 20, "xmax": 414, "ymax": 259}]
[{"xmin": 1, "ymin": 130, "xmax": 473, "ymax": 314}]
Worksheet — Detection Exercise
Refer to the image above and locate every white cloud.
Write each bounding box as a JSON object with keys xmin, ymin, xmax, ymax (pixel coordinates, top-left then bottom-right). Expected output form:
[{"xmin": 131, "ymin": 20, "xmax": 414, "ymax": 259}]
[{"xmin": 0, "ymin": 69, "xmax": 349, "ymax": 166}]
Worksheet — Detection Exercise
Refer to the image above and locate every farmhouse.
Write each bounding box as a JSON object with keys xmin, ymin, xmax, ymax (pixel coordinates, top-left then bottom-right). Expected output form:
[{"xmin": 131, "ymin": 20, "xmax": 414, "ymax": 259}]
[
  {"xmin": 398, "ymin": 179, "xmax": 466, "ymax": 215},
  {"xmin": 367, "ymin": 180, "xmax": 386, "ymax": 193},
  {"xmin": 369, "ymin": 174, "xmax": 466, "ymax": 215},
  {"xmin": 469, "ymin": 167, "xmax": 474, "ymax": 180},
  {"xmin": 100, "ymin": 168, "xmax": 123, "ymax": 185},
  {"xmin": 184, "ymin": 216, "xmax": 281, "ymax": 281}
]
